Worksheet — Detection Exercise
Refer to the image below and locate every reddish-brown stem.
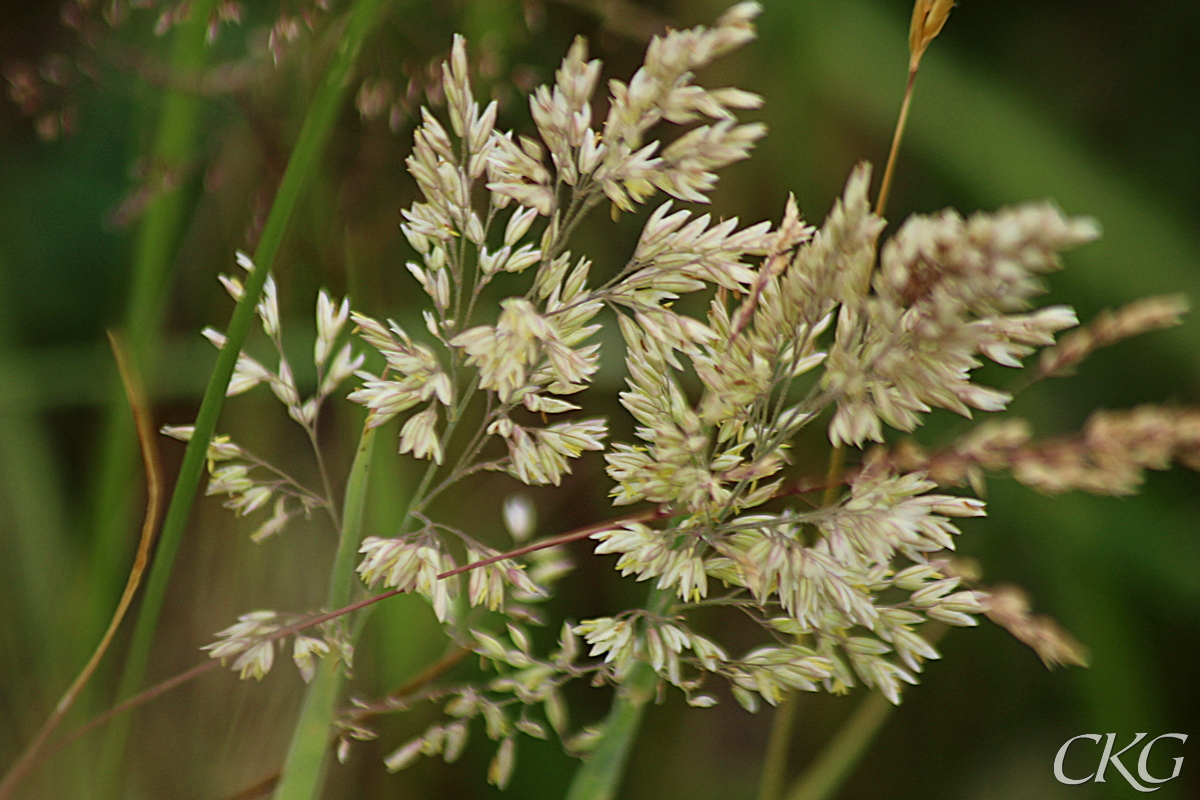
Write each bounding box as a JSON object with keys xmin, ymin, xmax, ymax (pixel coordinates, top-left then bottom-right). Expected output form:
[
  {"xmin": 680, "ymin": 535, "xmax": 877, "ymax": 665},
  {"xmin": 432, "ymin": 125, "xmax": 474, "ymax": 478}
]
[
  {"xmin": 875, "ymin": 66, "xmax": 918, "ymax": 219},
  {"xmin": 224, "ymin": 646, "xmax": 473, "ymax": 800},
  {"xmin": 343, "ymin": 646, "xmax": 472, "ymax": 723},
  {"xmin": 29, "ymin": 506, "xmax": 669, "ymax": 782},
  {"xmin": 436, "ymin": 506, "xmax": 669, "ymax": 580},
  {"xmin": 26, "ymin": 660, "xmax": 220, "ymax": 776}
]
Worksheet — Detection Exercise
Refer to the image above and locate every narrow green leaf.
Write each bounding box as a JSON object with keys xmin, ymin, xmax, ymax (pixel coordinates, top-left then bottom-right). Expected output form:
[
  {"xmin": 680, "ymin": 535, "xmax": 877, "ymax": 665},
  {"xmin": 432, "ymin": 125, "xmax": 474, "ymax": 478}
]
[
  {"xmin": 273, "ymin": 425, "xmax": 377, "ymax": 800},
  {"xmin": 564, "ymin": 587, "xmax": 673, "ymax": 800},
  {"xmin": 98, "ymin": 0, "xmax": 395, "ymax": 793}
]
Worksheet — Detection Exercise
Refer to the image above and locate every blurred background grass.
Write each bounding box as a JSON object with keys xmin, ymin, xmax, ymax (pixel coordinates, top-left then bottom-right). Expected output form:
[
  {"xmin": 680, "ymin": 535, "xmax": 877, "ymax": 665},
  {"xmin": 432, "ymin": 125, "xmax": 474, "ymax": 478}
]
[{"xmin": 0, "ymin": 0, "xmax": 1197, "ymax": 798}]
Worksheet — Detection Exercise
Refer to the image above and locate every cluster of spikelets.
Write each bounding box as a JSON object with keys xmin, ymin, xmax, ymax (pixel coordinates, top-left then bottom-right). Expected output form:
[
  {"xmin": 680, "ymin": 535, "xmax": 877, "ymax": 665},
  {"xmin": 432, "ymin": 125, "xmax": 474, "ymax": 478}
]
[{"xmin": 189, "ymin": 3, "xmax": 1199, "ymax": 788}]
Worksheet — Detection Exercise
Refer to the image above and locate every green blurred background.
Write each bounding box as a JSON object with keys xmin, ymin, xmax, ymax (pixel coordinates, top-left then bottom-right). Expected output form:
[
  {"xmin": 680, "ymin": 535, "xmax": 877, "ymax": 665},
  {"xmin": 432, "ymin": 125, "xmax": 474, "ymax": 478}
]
[{"xmin": 1, "ymin": 0, "xmax": 1197, "ymax": 798}]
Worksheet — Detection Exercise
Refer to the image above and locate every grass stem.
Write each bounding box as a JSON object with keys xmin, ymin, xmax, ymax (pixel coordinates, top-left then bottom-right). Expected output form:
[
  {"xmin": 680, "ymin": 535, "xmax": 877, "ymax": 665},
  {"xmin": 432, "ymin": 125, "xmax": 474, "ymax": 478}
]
[
  {"xmin": 563, "ymin": 587, "xmax": 673, "ymax": 800},
  {"xmin": 0, "ymin": 334, "xmax": 162, "ymax": 800},
  {"xmin": 96, "ymin": 0, "xmax": 394, "ymax": 791},
  {"xmin": 875, "ymin": 66, "xmax": 918, "ymax": 219},
  {"xmin": 782, "ymin": 692, "xmax": 894, "ymax": 800},
  {"xmin": 756, "ymin": 693, "xmax": 800, "ymax": 800},
  {"xmin": 271, "ymin": 415, "xmax": 378, "ymax": 800},
  {"xmin": 83, "ymin": 0, "xmax": 219, "ymax": 646}
]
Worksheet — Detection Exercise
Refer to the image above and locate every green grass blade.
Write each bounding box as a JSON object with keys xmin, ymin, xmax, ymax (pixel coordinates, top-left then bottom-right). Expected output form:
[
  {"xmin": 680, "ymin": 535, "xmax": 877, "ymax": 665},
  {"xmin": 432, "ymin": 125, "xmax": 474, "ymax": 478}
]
[
  {"xmin": 783, "ymin": 692, "xmax": 893, "ymax": 800},
  {"xmin": 272, "ymin": 424, "xmax": 377, "ymax": 800},
  {"xmin": 83, "ymin": 0, "xmax": 220, "ymax": 646},
  {"xmin": 563, "ymin": 661, "xmax": 657, "ymax": 800},
  {"xmin": 97, "ymin": 0, "xmax": 394, "ymax": 791},
  {"xmin": 564, "ymin": 587, "xmax": 673, "ymax": 800}
]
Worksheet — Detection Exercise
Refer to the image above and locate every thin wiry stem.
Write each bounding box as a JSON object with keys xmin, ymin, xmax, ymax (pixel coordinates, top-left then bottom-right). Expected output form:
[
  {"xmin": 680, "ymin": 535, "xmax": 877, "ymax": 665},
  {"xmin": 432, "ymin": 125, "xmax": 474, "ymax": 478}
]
[
  {"xmin": 417, "ymin": 457, "xmax": 499, "ymax": 512},
  {"xmin": 875, "ymin": 66, "xmax": 917, "ymax": 219},
  {"xmin": 38, "ymin": 591, "xmax": 413, "ymax": 778},
  {"xmin": 405, "ymin": 447, "xmax": 452, "ymax": 526},
  {"xmin": 223, "ymin": 648, "xmax": 473, "ymax": 800},
  {"xmin": 437, "ymin": 506, "xmax": 667, "ymax": 579},
  {"xmin": 679, "ymin": 590, "xmax": 752, "ymax": 610},
  {"xmin": 44, "ymin": 507, "xmax": 672, "ymax": 772},
  {"xmin": 340, "ymin": 645, "xmax": 472, "ymax": 724},
  {"xmin": 405, "ymin": 373, "xmax": 483, "ymax": 522},
  {"xmin": 719, "ymin": 383, "xmax": 835, "ymax": 525},
  {"xmin": 266, "ymin": 321, "xmax": 342, "ymax": 529},
  {"xmin": 237, "ymin": 448, "xmax": 331, "ymax": 511},
  {"xmin": 304, "ymin": 421, "xmax": 343, "ymax": 530},
  {"xmin": 412, "ymin": 383, "xmax": 492, "ymax": 510},
  {"xmin": 758, "ymin": 433, "xmax": 846, "ymax": 799},
  {"xmin": 452, "ymin": 228, "xmax": 468, "ymax": 330},
  {"xmin": 462, "ymin": 203, "xmax": 499, "ymax": 328},
  {"xmin": 42, "ymin": 661, "xmax": 222, "ymax": 770}
]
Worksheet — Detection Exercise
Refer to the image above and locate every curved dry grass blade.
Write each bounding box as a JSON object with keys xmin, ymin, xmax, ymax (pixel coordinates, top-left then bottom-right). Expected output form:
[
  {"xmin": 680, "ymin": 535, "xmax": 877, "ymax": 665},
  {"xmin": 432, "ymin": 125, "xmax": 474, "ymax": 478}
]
[{"xmin": 0, "ymin": 332, "xmax": 164, "ymax": 800}]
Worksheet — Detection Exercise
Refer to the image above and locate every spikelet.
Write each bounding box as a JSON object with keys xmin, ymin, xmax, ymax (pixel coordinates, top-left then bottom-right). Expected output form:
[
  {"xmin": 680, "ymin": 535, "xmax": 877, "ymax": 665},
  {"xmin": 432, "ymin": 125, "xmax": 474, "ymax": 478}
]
[{"xmin": 909, "ymin": 0, "xmax": 955, "ymax": 70}]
